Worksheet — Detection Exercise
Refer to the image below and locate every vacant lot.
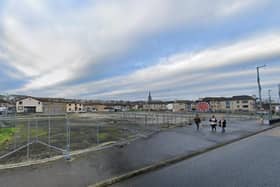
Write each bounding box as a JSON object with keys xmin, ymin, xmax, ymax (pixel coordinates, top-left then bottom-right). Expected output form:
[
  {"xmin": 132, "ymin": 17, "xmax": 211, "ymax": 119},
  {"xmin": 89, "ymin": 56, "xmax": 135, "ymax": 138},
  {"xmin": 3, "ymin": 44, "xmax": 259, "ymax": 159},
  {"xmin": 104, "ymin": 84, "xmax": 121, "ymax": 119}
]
[
  {"xmin": 0, "ymin": 113, "xmax": 157, "ymax": 164},
  {"xmin": 0, "ymin": 112, "xmax": 259, "ymax": 164}
]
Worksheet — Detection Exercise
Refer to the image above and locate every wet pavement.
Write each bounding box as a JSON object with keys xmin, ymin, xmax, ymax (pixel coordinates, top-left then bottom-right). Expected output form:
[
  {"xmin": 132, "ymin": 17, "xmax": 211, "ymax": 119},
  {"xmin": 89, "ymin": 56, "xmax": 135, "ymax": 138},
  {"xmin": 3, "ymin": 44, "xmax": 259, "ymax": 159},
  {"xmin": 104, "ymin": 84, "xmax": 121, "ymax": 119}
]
[
  {"xmin": 113, "ymin": 126, "xmax": 280, "ymax": 187},
  {"xmin": 0, "ymin": 119, "xmax": 270, "ymax": 187}
]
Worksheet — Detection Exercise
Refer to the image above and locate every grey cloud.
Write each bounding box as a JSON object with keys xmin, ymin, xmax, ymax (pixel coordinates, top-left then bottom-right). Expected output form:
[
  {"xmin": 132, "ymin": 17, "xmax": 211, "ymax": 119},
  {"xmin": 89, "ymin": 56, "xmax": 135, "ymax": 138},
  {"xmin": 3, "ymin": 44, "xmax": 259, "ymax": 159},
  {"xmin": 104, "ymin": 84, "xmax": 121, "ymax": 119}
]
[
  {"xmin": 13, "ymin": 32, "xmax": 280, "ymax": 100},
  {"xmin": 1, "ymin": 0, "xmax": 265, "ymax": 91}
]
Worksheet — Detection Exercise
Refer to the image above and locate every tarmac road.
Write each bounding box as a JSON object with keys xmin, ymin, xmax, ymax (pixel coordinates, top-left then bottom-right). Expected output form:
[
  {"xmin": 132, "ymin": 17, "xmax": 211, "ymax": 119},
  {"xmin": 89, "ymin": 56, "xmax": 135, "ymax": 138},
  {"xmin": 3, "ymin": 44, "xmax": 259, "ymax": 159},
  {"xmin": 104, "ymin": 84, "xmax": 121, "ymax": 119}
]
[
  {"xmin": 0, "ymin": 119, "xmax": 270, "ymax": 187},
  {"xmin": 113, "ymin": 126, "xmax": 280, "ymax": 187}
]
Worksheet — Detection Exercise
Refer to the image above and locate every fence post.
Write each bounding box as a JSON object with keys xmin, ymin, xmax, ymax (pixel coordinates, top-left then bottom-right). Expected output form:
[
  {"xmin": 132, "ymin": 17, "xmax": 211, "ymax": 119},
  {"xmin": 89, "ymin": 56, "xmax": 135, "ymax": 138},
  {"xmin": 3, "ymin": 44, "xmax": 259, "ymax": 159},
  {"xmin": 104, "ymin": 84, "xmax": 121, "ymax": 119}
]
[
  {"xmin": 27, "ymin": 118, "xmax": 30, "ymax": 160},
  {"xmin": 96, "ymin": 124, "xmax": 99, "ymax": 145},
  {"xmin": 13, "ymin": 112, "xmax": 17, "ymax": 149},
  {"xmin": 145, "ymin": 114, "xmax": 147, "ymax": 127},
  {"xmin": 48, "ymin": 115, "xmax": 51, "ymax": 156},
  {"xmin": 157, "ymin": 114, "xmax": 159, "ymax": 125},
  {"xmin": 35, "ymin": 115, "xmax": 38, "ymax": 142},
  {"xmin": 65, "ymin": 114, "xmax": 71, "ymax": 160}
]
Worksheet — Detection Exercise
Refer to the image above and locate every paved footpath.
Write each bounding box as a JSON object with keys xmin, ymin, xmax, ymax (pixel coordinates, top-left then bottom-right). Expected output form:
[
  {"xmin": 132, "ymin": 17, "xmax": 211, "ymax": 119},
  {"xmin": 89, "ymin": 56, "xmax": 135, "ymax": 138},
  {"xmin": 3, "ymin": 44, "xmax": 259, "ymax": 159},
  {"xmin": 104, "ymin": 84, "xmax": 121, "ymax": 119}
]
[
  {"xmin": 0, "ymin": 120, "xmax": 270, "ymax": 187},
  {"xmin": 113, "ymin": 126, "xmax": 280, "ymax": 187}
]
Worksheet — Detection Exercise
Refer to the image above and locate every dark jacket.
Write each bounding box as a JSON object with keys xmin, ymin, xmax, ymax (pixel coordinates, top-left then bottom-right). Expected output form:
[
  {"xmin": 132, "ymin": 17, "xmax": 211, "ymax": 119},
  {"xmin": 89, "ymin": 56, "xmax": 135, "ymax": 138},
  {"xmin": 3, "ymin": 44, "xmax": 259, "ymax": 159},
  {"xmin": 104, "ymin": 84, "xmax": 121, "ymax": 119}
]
[
  {"xmin": 222, "ymin": 120, "xmax": 226, "ymax": 127},
  {"xmin": 194, "ymin": 116, "xmax": 201, "ymax": 124}
]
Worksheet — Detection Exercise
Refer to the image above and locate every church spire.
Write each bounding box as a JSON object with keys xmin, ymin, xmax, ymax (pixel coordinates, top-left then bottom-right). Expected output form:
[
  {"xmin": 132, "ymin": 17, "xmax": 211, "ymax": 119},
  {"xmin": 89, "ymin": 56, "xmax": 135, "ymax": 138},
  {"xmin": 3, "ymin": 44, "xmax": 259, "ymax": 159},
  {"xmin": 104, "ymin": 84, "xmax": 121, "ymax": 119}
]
[{"xmin": 148, "ymin": 91, "xmax": 152, "ymax": 103}]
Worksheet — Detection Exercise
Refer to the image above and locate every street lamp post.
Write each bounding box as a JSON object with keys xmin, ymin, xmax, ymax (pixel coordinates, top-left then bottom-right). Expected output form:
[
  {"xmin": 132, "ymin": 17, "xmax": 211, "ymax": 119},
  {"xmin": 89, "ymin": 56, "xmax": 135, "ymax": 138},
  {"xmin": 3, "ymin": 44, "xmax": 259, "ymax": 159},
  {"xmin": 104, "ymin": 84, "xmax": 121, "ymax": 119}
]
[
  {"xmin": 268, "ymin": 89, "xmax": 272, "ymax": 120},
  {"xmin": 278, "ymin": 84, "xmax": 280, "ymax": 103},
  {"xmin": 256, "ymin": 65, "xmax": 266, "ymax": 110}
]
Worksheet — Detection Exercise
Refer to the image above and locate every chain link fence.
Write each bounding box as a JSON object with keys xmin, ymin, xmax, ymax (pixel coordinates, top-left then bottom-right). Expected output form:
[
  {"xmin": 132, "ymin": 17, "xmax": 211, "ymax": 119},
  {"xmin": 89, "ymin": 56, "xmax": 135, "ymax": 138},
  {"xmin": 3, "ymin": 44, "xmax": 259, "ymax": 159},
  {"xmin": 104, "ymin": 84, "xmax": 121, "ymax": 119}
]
[
  {"xmin": 0, "ymin": 113, "xmax": 70, "ymax": 164},
  {"xmin": 0, "ymin": 111, "xmax": 259, "ymax": 164}
]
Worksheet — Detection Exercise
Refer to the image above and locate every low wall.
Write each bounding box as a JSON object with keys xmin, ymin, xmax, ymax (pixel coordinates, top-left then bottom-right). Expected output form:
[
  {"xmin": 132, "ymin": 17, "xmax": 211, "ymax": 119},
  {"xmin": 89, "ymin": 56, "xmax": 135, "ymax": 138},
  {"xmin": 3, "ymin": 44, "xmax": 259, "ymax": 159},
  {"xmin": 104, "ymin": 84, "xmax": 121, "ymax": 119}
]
[{"xmin": 270, "ymin": 118, "xmax": 280, "ymax": 124}]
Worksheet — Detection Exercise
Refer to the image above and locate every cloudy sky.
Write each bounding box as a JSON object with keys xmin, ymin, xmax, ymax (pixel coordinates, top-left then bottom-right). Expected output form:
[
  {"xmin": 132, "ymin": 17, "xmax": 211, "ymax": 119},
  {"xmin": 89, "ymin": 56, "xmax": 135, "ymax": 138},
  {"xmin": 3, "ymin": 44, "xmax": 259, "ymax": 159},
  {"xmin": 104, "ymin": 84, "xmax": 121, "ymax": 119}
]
[{"xmin": 0, "ymin": 0, "xmax": 279, "ymax": 101}]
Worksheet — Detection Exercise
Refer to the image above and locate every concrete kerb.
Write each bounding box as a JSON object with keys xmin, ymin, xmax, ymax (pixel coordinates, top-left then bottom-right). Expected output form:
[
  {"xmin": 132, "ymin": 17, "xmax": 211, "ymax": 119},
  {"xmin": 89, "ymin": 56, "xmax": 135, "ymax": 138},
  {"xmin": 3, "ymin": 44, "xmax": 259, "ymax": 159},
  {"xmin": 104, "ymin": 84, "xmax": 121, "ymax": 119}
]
[
  {"xmin": 0, "ymin": 142, "xmax": 113, "ymax": 170},
  {"xmin": 90, "ymin": 123, "xmax": 280, "ymax": 187},
  {"xmin": 0, "ymin": 133, "xmax": 149, "ymax": 170},
  {"xmin": 0, "ymin": 124, "xmax": 164, "ymax": 171}
]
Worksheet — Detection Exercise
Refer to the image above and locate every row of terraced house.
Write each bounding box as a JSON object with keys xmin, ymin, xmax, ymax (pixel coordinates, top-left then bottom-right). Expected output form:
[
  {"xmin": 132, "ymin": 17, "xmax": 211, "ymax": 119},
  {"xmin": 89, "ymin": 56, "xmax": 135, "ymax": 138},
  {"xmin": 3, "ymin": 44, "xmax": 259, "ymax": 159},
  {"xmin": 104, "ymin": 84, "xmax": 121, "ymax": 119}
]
[
  {"xmin": 200, "ymin": 95, "xmax": 257, "ymax": 113},
  {"xmin": 14, "ymin": 97, "xmax": 138, "ymax": 114},
  {"xmin": 139, "ymin": 95, "xmax": 257, "ymax": 113},
  {"xmin": 0, "ymin": 95, "xmax": 261, "ymax": 114}
]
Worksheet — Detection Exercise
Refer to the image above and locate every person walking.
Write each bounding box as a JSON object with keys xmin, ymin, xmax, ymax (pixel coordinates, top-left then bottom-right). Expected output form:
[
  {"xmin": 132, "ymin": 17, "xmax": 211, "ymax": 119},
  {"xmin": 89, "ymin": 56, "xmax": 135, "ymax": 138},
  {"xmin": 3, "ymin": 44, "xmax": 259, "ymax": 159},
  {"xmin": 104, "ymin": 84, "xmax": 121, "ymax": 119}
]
[
  {"xmin": 209, "ymin": 115, "xmax": 217, "ymax": 131},
  {"xmin": 218, "ymin": 120, "xmax": 222, "ymax": 127},
  {"xmin": 194, "ymin": 114, "xmax": 201, "ymax": 131},
  {"xmin": 221, "ymin": 118, "xmax": 227, "ymax": 133}
]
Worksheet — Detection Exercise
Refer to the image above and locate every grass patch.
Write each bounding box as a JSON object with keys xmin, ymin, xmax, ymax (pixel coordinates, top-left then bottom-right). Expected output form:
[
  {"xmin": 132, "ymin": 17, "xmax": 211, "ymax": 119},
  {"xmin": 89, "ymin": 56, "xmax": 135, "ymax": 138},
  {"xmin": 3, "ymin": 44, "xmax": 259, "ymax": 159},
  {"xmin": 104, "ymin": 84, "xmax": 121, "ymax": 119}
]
[
  {"xmin": 97, "ymin": 127, "xmax": 126, "ymax": 142},
  {"xmin": 15, "ymin": 124, "xmax": 48, "ymax": 138},
  {"xmin": 0, "ymin": 124, "xmax": 48, "ymax": 148},
  {"xmin": 98, "ymin": 133, "xmax": 109, "ymax": 141},
  {"xmin": 0, "ymin": 128, "xmax": 17, "ymax": 146}
]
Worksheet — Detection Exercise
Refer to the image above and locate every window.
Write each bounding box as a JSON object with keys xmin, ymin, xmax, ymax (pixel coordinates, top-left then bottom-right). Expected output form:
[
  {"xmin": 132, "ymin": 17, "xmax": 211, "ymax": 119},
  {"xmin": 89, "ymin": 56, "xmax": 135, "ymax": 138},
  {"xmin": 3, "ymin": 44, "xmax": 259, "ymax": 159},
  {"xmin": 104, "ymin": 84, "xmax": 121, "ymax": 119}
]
[
  {"xmin": 68, "ymin": 104, "xmax": 71, "ymax": 106},
  {"xmin": 18, "ymin": 106, "xmax": 23, "ymax": 110},
  {"xmin": 38, "ymin": 102, "xmax": 41, "ymax": 104},
  {"xmin": 243, "ymin": 105, "xmax": 249, "ymax": 108},
  {"xmin": 19, "ymin": 101, "xmax": 23, "ymax": 105},
  {"xmin": 242, "ymin": 100, "xmax": 248, "ymax": 104},
  {"xmin": 226, "ymin": 101, "xmax": 230, "ymax": 108},
  {"xmin": 236, "ymin": 101, "xmax": 240, "ymax": 104}
]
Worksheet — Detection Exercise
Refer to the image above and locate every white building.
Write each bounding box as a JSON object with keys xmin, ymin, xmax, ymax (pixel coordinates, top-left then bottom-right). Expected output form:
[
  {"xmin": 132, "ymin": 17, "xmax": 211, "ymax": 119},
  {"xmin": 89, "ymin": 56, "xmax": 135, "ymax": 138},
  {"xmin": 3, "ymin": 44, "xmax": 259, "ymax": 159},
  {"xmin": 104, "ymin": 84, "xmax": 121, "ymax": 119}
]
[
  {"xmin": 16, "ymin": 97, "xmax": 43, "ymax": 113},
  {"xmin": 167, "ymin": 101, "xmax": 193, "ymax": 112},
  {"xmin": 275, "ymin": 105, "xmax": 280, "ymax": 113},
  {"xmin": 66, "ymin": 103, "xmax": 84, "ymax": 113},
  {"xmin": 0, "ymin": 99, "xmax": 10, "ymax": 115}
]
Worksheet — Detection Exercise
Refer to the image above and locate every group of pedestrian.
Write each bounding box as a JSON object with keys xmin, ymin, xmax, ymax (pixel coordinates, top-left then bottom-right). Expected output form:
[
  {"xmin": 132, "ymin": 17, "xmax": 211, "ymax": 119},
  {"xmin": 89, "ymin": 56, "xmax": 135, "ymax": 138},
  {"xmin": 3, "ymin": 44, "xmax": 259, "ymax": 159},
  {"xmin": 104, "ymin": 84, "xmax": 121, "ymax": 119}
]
[
  {"xmin": 193, "ymin": 114, "xmax": 226, "ymax": 133},
  {"xmin": 209, "ymin": 115, "xmax": 227, "ymax": 133}
]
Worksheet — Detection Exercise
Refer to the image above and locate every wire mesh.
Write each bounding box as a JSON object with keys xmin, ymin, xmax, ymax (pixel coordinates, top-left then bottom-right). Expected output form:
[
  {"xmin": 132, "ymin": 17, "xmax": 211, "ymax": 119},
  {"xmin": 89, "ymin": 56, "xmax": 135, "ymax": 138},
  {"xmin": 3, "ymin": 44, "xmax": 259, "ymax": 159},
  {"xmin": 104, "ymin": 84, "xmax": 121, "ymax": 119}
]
[{"xmin": 0, "ymin": 113, "xmax": 69, "ymax": 164}]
